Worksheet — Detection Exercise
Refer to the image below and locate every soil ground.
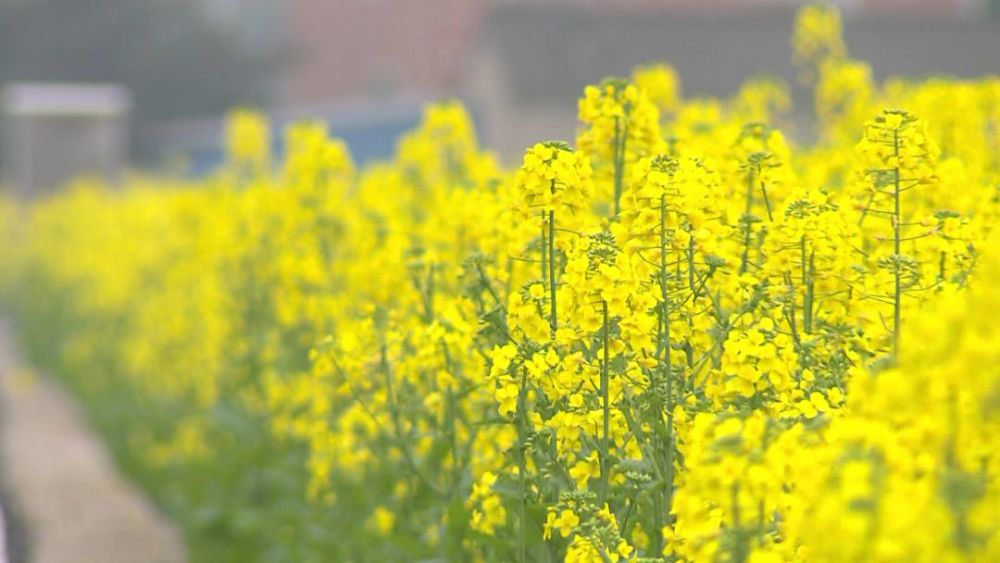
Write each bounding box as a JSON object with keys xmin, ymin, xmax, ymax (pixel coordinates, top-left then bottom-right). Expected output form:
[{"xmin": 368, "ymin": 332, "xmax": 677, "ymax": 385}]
[{"xmin": 0, "ymin": 322, "xmax": 186, "ymax": 563}]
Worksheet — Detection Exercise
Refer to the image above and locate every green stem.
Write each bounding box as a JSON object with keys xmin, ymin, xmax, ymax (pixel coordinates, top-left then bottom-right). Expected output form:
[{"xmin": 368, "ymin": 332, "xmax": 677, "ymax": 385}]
[
  {"xmin": 425, "ymin": 263, "xmax": 435, "ymax": 322},
  {"xmin": 516, "ymin": 367, "xmax": 529, "ymax": 563},
  {"xmin": 687, "ymin": 229, "xmax": 697, "ymax": 295},
  {"xmin": 731, "ymin": 483, "xmax": 749, "ymax": 563},
  {"xmin": 783, "ymin": 272, "xmax": 803, "ymax": 383},
  {"xmin": 801, "ymin": 237, "xmax": 814, "ymax": 335},
  {"xmin": 549, "ymin": 209, "xmax": 557, "ymax": 335},
  {"xmin": 600, "ymin": 300, "xmax": 611, "ymax": 503},
  {"xmin": 613, "ymin": 116, "xmax": 628, "ymax": 217},
  {"xmin": 739, "ymin": 166, "xmax": 756, "ymax": 275},
  {"xmin": 381, "ymin": 343, "xmax": 445, "ymax": 497},
  {"xmin": 858, "ymin": 190, "xmax": 877, "ymax": 227},
  {"xmin": 892, "ymin": 129, "xmax": 902, "ymax": 358},
  {"xmin": 540, "ymin": 211, "xmax": 547, "ymax": 286},
  {"xmin": 657, "ymin": 194, "xmax": 676, "ymax": 555},
  {"xmin": 759, "ymin": 174, "xmax": 774, "ymax": 222}
]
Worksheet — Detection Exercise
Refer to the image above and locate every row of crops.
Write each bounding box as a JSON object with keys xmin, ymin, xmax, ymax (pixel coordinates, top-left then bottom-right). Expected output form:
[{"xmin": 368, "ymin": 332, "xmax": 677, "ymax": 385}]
[{"xmin": 1, "ymin": 6, "xmax": 999, "ymax": 562}]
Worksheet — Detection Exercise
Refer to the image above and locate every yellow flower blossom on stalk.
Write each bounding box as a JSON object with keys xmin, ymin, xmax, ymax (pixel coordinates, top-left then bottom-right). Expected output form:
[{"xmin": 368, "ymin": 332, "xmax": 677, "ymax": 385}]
[
  {"xmin": 397, "ymin": 100, "xmax": 499, "ymax": 187},
  {"xmin": 731, "ymin": 77, "xmax": 792, "ymax": 124},
  {"xmin": 792, "ymin": 3, "xmax": 847, "ymax": 83},
  {"xmin": 577, "ymin": 78, "xmax": 665, "ymax": 215},
  {"xmin": 816, "ymin": 58, "xmax": 876, "ymax": 142},
  {"xmin": 225, "ymin": 107, "xmax": 271, "ymax": 179},
  {"xmin": 853, "ymin": 109, "xmax": 968, "ymax": 357},
  {"xmin": 632, "ymin": 63, "xmax": 681, "ymax": 118},
  {"xmin": 511, "ymin": 141, "xmax": 594, "ymax": 227}
]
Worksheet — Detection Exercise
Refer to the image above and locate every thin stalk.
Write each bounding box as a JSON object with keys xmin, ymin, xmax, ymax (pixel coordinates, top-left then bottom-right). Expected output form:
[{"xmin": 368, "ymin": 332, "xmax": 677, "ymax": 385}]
[
  {"xmin": 892, "ymin": 129, "xmax": 902, "ymax": 357},
  {"xmin": 381, "ymin": 344, "xmax": 445, "ymax": 497},
  {"xmin": 858, "ymin": 190, "xmax": 877, "ymax": 227},
  {"xmin": 739, "ymin": 166, "xmax": 756, "ymax": 275},
  {"xmin": 424, "ymin": 263, "xmax": 435, "ymax": 323},
  {"xmin": 657, "ymin": 194, "xmax": 676, "ymax": 554},
  {"xmin": 731, "ymin": 483, "xmax": 749, "ymax": 563},
  {"xmin": 759, "ymin": 175, "xmax": 774, "ymax": 222},
  {"xmin": 600, "ymin": 300, "xmax": 611, "ymax": 503},
  {"xmin": 540, "ymin": 211, "xmax": 547, "ymax": 285},
  {"xmin": 445, "ymin": 383, "xmax": 460, "ymax": 492},
  {"xmin": 549, "ymin": 207, "xmax": 557, "ymax": 335},
  {"xmin": 613, "ymin": 117, "xmax": 628, "ymax": 217},
  {"xmin": 783, "ymin": 273, "xmax": 801, "ymax": 338},
  {"xmin": 659, "ymin": 195, "xmax": 673, "ymax": 373},
  {"xmin": 516, "ymin": 367, "xmax": 529, "ymax": 563},
  {"xmin": 801, "ymin": 237, "xmax": 814, "ymax": 334},
  {"xmin": 653, "ymin": 494, "xmax": 663, "ymax": 556},
  {"xmin": 687, "ymin": 230, "xmax": 697, "ymax": 295}
]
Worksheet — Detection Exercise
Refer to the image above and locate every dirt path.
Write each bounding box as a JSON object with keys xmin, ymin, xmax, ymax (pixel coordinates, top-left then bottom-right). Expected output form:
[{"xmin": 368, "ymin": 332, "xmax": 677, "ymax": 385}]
[{"xmin": 0, "ymin": 322, "xmax": 186, "ymax": 563}]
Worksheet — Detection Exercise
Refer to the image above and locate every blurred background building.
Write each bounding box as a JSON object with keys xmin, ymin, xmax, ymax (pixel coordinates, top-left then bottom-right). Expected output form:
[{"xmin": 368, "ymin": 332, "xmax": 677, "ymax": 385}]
[
  {"xmin": 1, "ymin": 0, "xmax": 998, "ymax": 185},
  {"xmin": 1, "ymin": 83, "xmax": 130, "ymax": 196}
]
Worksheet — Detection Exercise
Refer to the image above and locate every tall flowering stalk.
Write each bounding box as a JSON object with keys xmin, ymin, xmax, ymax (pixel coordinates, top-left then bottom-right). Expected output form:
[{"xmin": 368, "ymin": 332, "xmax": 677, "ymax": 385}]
[
  {"xmin": 578, "ymin": 79, "xmax": 664, "ymax": 217},
  {"xmin": 512, "ymin": 142, "xmax": 594, "ymax": 334},
  {"xmin": 856, "ymin": 110, "xmax": 939, "ymax": 357}
]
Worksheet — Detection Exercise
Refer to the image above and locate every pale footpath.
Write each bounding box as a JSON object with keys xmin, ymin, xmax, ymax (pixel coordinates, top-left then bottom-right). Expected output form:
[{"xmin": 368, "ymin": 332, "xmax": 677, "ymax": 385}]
[{"xmin": 0, "ymin": 322, "xmax": 186, "ymax": 563}]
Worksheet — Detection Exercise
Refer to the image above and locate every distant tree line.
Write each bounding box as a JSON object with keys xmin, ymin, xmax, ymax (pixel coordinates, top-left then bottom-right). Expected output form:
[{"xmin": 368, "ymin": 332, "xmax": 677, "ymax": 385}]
[{"xmin": 0, "ymin": 0, "xmax": 281, "ymax": 159}]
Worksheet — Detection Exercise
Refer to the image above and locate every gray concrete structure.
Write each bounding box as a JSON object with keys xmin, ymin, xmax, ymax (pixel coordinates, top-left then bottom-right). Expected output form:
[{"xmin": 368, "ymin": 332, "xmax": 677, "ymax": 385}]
[
  {"xmin": 465, "ymin": 6, "xmax": 1000, "ymax": 159},
  {"xmin": 1, "ymin": 84, "xmax": 130, "ymax": 196}
]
